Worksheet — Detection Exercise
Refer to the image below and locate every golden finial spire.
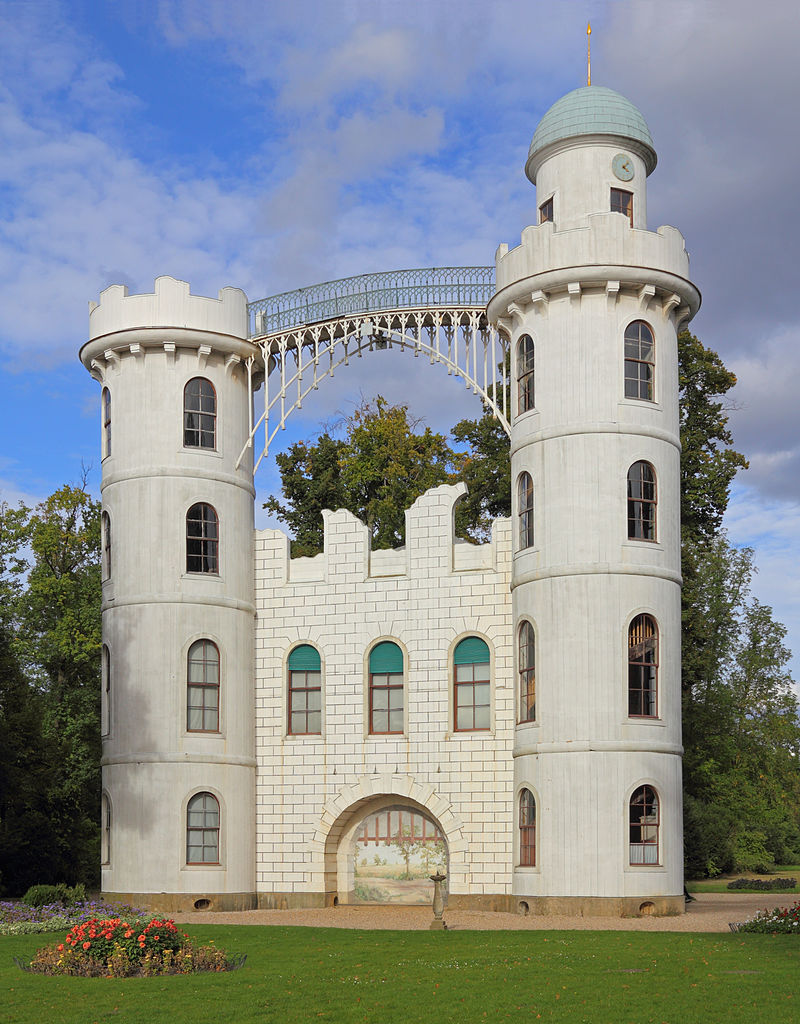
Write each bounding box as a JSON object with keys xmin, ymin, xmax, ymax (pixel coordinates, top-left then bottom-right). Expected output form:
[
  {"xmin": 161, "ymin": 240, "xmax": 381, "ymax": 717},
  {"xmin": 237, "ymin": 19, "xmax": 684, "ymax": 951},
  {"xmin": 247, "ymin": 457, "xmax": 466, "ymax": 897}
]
[{"xmin": 587, "ymin": 23, "xmax": 592, "ymax": 86}]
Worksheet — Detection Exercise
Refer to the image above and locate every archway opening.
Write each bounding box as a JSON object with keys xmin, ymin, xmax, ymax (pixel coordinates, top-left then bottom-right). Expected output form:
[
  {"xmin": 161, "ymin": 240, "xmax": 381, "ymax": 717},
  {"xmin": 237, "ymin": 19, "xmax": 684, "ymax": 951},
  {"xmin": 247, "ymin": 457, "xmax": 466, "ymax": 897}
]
[{"xmin": 352, "ymin": 804, "xmax": 447, "ymax": 905}]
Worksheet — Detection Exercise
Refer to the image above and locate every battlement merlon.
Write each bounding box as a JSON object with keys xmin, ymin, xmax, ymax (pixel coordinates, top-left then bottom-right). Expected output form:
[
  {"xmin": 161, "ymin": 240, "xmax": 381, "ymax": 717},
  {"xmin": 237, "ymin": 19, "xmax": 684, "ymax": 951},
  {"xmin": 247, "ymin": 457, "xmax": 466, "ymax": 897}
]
[
  {"xmin": 80, "ymin": 276, "xmax": 258, "ymax": 374},
  {"xmin": 489, "ymin": 216, "xmax": 701, "ymax": 325},
  {"xmin": 254, "ymin": 483, "xmax": 511, "ymax": 586}
]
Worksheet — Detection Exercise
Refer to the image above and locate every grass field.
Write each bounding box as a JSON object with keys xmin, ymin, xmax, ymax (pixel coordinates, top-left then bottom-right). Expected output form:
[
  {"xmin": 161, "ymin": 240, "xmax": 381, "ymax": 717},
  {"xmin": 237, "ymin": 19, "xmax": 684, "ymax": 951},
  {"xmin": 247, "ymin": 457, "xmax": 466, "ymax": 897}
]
[
  {"xmin": 3, "ymin": 925, "xmax": 799, "ymax": 1024},
  {"xmin": 687, "ymin": 866, "xmax": 800, "ymax": 894}
]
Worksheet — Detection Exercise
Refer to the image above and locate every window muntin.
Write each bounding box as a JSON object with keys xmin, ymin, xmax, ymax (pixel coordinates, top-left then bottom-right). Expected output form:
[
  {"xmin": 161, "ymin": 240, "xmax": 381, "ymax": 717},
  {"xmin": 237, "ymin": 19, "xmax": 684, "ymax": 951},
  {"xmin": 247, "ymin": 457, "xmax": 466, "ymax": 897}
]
[
  {"xmin": 517, "ymin": 472, "xmax": 534, "ymax": 550},
  {"xmin": 516, "ymin": 335, "xmax": 535, "ymax": 415},
  {"xmin": 369, "ymin": 641, "xmax": 404, "ymax": 735},
  {"xmin": 611, "ymin": 187, "xmax": 633, "ymax": 226},
  {"xmin": 629, "ymin": 785, "xmax": 659, "ymax": 864},
  {"xmin": 518, "ymin": 621, "xmax": 536, "ymax": 722},
  {"xmin": 102, "ymin": 388, "xmax": 111, "ymax": 458},
  {"xmin": 101, "ymin": 644, "xmax": 111, "ymax": 737},
  {"xmin": 624, "ymin": 321, "xmax": 655, "ymax": 401},
  {"xmin": 628, "ymin": 615, "xmax": 658, "ymax": 718},
  {"xmin": 288, "ymin": 644, "xmax": 322, "ymax": 735},
  {"xmin": 519, "ymin": 789, "xmax": 536, "ymax": 866},
  {"xmin": 184, "ymin": 378, "xmax": 216, "ymax": 449},
  {"xmin": 186, "ymin": 792, "xmax": 220, "ymax": 864},
  {"xmin": 187, "ymin": 639, "xmax": 220, "ymax": 732},
  {"xmin": 186, "ymin": 503, "xmax": 218, "ymax": 574},
  {"xmin": 101, "ymin": 794, "xmax": 111, "ymax": 865},
  {"xmin": 627, "ymin": 461, "xmax": 656, "ymax": 541},
  {"xmin": 539, "ymin": 197, "xmax": 553, "ymax": 224},
  {"xmin": 454, "ymin": 637, "xmax": 490, "ymax": 732},
  {"xmin": 101, "ymin": 512, "xmax": 111, "ymax": 581}
]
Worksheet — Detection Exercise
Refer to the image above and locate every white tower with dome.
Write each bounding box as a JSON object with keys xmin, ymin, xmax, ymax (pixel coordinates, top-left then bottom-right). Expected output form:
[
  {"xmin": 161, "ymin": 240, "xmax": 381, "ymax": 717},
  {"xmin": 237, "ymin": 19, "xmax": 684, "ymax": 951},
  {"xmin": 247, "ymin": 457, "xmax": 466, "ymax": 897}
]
[{"xmin": 489, "ymin": 85, "xmax": 699, "ymax": 913}]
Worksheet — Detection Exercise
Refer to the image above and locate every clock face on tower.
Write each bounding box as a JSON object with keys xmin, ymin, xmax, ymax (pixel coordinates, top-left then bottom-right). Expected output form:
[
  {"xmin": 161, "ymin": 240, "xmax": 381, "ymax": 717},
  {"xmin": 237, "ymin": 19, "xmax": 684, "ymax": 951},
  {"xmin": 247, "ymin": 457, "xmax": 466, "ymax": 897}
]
[{"xmin": 612, "ymin": 153, "xmax": 634, "ymax": 181}]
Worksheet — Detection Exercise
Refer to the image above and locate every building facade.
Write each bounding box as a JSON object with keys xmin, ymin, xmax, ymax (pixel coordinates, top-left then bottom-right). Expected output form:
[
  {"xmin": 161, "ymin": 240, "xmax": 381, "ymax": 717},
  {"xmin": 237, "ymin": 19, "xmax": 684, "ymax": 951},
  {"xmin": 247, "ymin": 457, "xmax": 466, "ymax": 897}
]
[{"xmin": 80, "ymin": 85, "xmax": 699, "ymax": 916}]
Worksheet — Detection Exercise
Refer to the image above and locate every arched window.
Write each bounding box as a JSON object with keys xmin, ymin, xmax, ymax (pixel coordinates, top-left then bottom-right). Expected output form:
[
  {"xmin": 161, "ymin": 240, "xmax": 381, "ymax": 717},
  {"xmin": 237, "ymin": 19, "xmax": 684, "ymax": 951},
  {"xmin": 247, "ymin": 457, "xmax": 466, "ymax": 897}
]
[
  {"xmin": 101, "ymin": 794, "xmax": 111, "ymax": 865},
  {"xmin": 369, "ymin": 641, "xmax": 404, "ymax": 735},
  {"xmin": 187, "ymin": 640, "xmax": 220, "ymax": 732},
  {"xmin": 519, "ymin": 789, "xmax": 536, "ymax": 866},
  {"xmin": 184, "ymin": 378, "xmax": 216, "ymax": 449},
  {"xmin": 101, "ymin": 644, "xmax": 111, "ymax": 737},
  {"xmin": 629, "ymin": 785, "xmax": 659, "ymax": 864},
  {"xmin": 627, "ymin": 462, "xmax": 656, "ymax": 540},
  {"xmin": 186, "ymin": 792, "xmax": 220, "ymax": 864},
  {"xmin": 102, "ymin": 387, "xmax": 111, "ymax": 457},
  {"xmin": 517, "ymin": 335, "xmax": 535, "ymax": 414},
  {"xmin": 518, "ymin": 621, "xmax": 536, "ymax": 722},
  {"xmin": 101, "ymin": 511, "xmax": 111, "ymax": 580},
  {"xmin": 628, "ymin": 615, "xmax": 658, "ymax": 717},
  {"xmin": 454, "ymin": 636, "xmax": 490, "ymax": 732},
  {"xmin": 186, "ymin": 503, "xmax": 218, "ymax": 574},
  {"xmin": 624, "ymin": 321, "xmax": 654, "ymax": 401},
  {"xmin": 288, "ymin": 644, "xmax": 322, "ymax": 735},
  {"xmin": 517, "ymin": 472, "xmax": 534, "ymax": 550}
]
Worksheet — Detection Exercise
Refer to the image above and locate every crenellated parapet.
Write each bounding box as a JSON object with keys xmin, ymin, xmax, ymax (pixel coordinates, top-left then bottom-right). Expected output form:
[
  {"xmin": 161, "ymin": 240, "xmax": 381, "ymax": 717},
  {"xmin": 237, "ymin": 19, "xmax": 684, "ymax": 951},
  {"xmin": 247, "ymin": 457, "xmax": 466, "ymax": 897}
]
[
  {"xmin": 255, "ymin": 483, "xmax": 511, "ymax": 587},
  {"xmin": 490, "ymin": 216, "xmax": 700, "ymax": 330}
]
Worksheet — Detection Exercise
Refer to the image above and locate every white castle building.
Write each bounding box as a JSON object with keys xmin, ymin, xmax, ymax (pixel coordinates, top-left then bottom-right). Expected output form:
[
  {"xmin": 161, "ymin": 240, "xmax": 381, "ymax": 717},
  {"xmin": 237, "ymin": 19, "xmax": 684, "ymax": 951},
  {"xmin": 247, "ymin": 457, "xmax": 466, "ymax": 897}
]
[{"xmin": 80, "ymin": 85, "xmax": 700, "ymax": 916}]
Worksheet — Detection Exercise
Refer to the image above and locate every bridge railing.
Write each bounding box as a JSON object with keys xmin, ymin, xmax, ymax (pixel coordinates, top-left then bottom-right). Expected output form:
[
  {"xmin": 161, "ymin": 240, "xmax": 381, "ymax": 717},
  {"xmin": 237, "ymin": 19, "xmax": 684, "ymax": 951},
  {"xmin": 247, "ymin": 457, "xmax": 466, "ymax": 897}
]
[{"xmin": 247, "ymin": 266, "xmax": 496, "ymax": 337}]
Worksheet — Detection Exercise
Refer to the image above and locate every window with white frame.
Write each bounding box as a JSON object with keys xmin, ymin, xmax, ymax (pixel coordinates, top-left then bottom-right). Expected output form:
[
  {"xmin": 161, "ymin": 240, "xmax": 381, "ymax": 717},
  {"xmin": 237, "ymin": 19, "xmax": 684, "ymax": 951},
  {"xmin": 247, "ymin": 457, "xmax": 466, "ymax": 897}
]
[
  {"xmin": 629, "ymin": 785, "xmax": 659, "ymax": 864},
  {"xmin": 287, "ymin": 644, "xmax": 322, "ymax": 735},
  {"xmin": 186, "ymin": 792, "xmax": 220, "ymax": 864},
  {"xmin": 454, "ymin": 636, "xmax": 490, "ymax": 732},
  {"xmin": 368, "ymin": 641, "xmax": 404, "ymax": 735},
  {"xmin": 187, "ymin": 639, "xmax": 220, "ymax": 732}
]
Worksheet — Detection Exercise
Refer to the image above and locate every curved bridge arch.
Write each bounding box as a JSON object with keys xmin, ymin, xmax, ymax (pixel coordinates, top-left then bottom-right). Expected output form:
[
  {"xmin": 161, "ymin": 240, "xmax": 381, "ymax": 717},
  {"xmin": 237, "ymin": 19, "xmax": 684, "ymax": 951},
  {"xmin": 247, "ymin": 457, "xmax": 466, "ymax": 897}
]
[{"xmin": 237, "ymin": 268, "xmax": 510, "ymax": 474}]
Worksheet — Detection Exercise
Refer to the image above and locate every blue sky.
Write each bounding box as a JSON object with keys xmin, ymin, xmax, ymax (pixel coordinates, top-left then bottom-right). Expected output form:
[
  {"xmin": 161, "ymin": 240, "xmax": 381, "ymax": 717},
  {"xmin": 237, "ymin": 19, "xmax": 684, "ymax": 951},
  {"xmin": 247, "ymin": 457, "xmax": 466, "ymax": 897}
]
[{"xmin": 1, "ymin": 0, "xmax": 798, "ymax": 682}]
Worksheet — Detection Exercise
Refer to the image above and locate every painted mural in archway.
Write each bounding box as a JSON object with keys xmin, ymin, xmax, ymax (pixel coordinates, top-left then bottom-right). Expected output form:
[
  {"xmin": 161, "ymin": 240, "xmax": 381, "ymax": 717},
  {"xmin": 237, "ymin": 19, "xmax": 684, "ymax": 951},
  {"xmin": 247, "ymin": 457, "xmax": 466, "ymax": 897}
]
[{"xmin": 353, "ymin": 804, "xmax": 447, "ymax": 905}]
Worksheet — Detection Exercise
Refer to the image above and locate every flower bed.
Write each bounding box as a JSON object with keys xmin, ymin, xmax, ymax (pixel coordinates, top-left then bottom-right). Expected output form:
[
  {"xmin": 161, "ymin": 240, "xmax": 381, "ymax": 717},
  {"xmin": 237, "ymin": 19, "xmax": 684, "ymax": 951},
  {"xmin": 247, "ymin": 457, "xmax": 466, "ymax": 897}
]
[
  {"xmin": 0, "ymin": 898, "xmax": 145, "ymax": 936},
  {"xmin": 731, "ymin": 900, "xmax": 800, "ymax": 934},
  {"xmin": 727, "ymin": 877, "xmax": 796, "ymax": 891},
  {"xmin": 18, "ymin": 916, "xmax": 246, "ymax": 977}
]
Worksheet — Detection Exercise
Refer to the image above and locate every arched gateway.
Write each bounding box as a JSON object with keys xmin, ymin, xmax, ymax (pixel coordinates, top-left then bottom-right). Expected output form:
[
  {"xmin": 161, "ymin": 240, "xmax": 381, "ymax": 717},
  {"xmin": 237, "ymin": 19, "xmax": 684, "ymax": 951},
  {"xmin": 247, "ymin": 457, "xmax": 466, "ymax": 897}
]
[{"xmin": 84, "ymin": 82, "xmax": 697, "ymax": 917}]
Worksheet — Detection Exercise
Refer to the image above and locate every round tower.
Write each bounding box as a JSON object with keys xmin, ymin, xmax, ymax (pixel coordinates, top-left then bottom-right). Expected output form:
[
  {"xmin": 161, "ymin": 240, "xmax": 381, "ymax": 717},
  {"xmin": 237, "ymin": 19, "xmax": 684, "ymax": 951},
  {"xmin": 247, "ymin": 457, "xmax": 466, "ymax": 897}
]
[
  {"xmin": 80, "ymin": 276, "xmax": 260, "ymax": 911},
  {"xmin": 488, "ymin": 87, "xmax": 700, "ymax": 915}
]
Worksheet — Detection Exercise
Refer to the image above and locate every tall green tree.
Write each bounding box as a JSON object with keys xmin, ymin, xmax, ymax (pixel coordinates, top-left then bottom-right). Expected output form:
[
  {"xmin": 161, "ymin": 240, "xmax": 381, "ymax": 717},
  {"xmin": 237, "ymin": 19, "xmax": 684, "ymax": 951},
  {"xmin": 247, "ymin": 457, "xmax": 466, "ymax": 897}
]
[{"xmin": 265, "ymin": 397, "xmax": 463, "ymax": 553}]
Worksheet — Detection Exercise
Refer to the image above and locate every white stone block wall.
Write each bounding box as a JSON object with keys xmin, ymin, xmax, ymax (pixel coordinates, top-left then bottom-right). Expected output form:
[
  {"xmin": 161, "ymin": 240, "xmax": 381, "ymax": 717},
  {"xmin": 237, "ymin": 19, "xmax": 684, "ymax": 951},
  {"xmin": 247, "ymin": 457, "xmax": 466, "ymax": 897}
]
[{"xmin": 254, "ymin": 483, "xmax": 515, "ymax": 899}]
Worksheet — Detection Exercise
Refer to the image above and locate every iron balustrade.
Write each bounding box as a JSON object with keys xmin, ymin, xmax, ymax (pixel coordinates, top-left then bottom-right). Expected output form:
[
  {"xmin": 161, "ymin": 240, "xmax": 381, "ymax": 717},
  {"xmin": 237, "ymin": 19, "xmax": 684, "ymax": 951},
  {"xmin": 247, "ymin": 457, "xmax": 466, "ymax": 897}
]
[{"xmin": 248, "ymin": 266, "xmax": 496, "ymax": 337}]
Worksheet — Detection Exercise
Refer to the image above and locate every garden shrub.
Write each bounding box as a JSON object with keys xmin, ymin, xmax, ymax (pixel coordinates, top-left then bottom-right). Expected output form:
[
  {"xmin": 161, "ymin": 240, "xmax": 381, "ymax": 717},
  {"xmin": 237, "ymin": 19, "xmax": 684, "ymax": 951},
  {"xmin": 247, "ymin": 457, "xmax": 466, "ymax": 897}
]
[
  {"xmin": 24, "ymin": 917, "xmax": 245, "ymax": 977},
  {"xmin": 727, "ymin": 877, "xmax": 796, "ymax": 891},
  {"xmin": 22, "ymin": 883, "xmax": 87, "ymax": 908},
  {"xmin": 733, "ymin": 900, "xmax": 800, "ymax": 934}
]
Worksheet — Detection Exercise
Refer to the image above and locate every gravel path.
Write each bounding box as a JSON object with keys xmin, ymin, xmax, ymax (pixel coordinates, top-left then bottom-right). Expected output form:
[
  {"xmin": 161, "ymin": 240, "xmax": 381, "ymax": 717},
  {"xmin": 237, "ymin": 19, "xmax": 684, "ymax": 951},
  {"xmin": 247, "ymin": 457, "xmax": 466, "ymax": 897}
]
[{"xmin": 174, "ymin": 894, "xmax": 778, "ymax": 933}]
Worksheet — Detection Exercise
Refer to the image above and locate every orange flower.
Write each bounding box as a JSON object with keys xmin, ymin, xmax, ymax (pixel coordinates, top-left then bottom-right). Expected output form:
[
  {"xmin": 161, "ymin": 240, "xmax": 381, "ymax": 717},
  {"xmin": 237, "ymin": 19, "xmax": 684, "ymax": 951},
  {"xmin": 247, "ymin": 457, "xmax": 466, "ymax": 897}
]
[
  {"xmin": 83, "ymin": 941, "xmax": 91, "ymax": 950},
  {"xmin": 57, "ymin": 944, "xmax": 64, "ymax": 952}
]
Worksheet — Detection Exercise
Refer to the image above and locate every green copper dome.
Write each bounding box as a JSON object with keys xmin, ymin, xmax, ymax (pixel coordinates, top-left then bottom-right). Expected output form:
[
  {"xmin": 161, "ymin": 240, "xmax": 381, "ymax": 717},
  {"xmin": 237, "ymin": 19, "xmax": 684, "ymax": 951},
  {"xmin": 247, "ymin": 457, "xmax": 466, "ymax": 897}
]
[{"xmin": 526, "ymin": 86, "xmax": 657, "ymax": 182}]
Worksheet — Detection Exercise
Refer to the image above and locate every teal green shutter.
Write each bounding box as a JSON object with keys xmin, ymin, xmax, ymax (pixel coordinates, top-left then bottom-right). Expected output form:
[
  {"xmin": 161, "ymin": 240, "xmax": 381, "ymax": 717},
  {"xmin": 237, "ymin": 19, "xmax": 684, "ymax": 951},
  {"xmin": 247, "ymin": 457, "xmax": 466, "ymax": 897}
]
[
  {"xmin": 453, "ymin": 637, "xmax": 490, "ymax": 665},
  {"xmin": 288, "ymin": 644, "xmax": 321, "ymax": 671},
  {"xmin": 369, "ymin": 641, "xmax": 403, "ymax": 674}
]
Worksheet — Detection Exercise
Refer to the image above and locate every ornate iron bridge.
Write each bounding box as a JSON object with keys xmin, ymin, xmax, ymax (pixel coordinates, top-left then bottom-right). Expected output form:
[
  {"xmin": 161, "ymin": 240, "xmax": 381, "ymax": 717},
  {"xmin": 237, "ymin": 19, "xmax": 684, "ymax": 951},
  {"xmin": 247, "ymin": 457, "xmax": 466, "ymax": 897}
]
[{"xmin": 238, "ymin": 266, "xmax": 509, "ymax": 474}]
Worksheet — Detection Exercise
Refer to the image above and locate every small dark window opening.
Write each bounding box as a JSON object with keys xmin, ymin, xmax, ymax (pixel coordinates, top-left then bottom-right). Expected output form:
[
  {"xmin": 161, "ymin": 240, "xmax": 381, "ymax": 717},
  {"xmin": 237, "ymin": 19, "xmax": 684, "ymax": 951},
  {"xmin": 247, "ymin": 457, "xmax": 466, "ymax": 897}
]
[
  {"xmin": 539, "ymin": 197, "xmax": 554, "ymax": 224},
  {"xmin": 628, "ymin": 615, "xmax": 658, "ymax": 717},
  {"xmin": 518, "ymin": 621, "xmax": 536, "ymax": 722},
  {"xmin": 627, "ymin": 462, "xmax": 656, "ymax": 541},
  {"xmin": 519, "ymin": 789, "xmax": 536, "ymax": 866},
  {"xmin": 102, "ymin": 388, "xmax": 111, "ymax": 457},
  {"xmin": 518, "ymin": 472, "xmax": 534, "ymax": 550},
  {"xmin": 186, "ymin": 503, "xmax": 219, "ymax": 574},
  {"xmin": 517, "ymin": 335, "xmax": 535, "ymax": 414},
  {"xmin": 611, "ymin": 188, "xmax": 633, "ymax": 226}
]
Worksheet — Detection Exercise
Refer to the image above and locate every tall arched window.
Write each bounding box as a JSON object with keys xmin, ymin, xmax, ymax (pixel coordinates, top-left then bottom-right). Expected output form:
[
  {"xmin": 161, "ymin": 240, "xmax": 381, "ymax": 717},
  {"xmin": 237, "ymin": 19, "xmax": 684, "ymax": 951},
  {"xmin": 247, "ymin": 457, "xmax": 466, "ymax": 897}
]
[
  {"xmin": 624, "ymin": 321, "xmax": 655, "ymax": 400},
  {"xmin": 186, "ymin": 792, "xmax": 220, "ymax": 864},
  {"xmin": 102, "ymin": 387, "xmax": 111, "ymax": 457},
  {"xmin": 184, "ymin": 378, "xmax": 216, "ymax": 449},
  {"xmin": 288, "ymin": 644, "xmax": 322, "ymax": 735},
  {"xmin": 369, "ymin": 641, "xmax": 404, "ymax": 735},
  {"xmin": 186, "ymin": 503, "xmax": 218, "ymax": 573},
  {"xmin": 627, "ymin": 462, "xmax": 656, "ymax": 540},
  {"xmin": 517, "ymin": 472, "xmax": 534, "ymax": 550},
  {"xmin": 101, "ymin": 644, "xmax": 111, "ymax": 737},
  {"xmin": 101, "ymin": 511, "xmax": 111, "ymax": 580},
  {"xmin": 518, "ymin": 621, "xmax": 536, "ymax": 722},
  {"xmin": 454, "ymin": 636, "xmax": 490, "ymax": 732},
  {"xmin": 517, "ymin": 335, "xmax": 535, "ymax": 414},
  {"xmin": 628, "ymin": 615, "xmax": 658, "ymax": 717},
  {"xmin": 519, "ymin": 789, "xmax": 536, "ymax": 866},
  {"xmin": 629, "ymin": 785, "xmax": 659, "ymax": 864},
  {"xmin": 187, "ymin": 640, "xmax": 220, "ymax": 732},
  {"xmin": 101, "ymin": 793, "xmax": 111, "ymax": 865}
]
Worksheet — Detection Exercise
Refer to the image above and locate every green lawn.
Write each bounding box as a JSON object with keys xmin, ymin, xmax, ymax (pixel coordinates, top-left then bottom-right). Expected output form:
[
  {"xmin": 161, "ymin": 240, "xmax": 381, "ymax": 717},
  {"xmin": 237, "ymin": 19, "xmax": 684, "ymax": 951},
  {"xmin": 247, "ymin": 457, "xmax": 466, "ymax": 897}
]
[
  {"xmin": 688, "ymin": 866, "xmax": 800, "ymax": 894},
  {"xmin": 3, "ymin": 925, "xmax": 800, "ymax": 1024}
]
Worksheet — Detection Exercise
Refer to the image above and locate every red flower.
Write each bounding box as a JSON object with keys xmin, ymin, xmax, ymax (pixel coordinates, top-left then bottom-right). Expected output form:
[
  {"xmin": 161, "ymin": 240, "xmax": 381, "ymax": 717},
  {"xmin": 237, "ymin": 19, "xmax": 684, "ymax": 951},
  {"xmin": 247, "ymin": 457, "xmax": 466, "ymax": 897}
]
[{"xmin": 83, "ymin": 941, "xmax": 91, "ymax": 950}]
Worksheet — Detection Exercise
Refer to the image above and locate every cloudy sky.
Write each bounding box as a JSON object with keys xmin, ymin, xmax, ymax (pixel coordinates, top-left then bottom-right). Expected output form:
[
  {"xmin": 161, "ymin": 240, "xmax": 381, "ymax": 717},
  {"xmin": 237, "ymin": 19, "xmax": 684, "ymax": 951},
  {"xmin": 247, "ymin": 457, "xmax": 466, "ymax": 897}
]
[{"xmin": 0, "ymin": 0, "xmax": 798, "ymax": 679}]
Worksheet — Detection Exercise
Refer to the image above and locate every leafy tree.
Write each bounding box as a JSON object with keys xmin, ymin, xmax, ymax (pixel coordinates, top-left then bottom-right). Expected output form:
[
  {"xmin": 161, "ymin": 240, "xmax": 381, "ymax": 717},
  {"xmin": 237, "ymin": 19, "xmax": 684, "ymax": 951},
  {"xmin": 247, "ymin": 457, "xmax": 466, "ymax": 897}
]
[
  {"xmin": 265, "ymin": 397, "xmax": 463, "ymax": 553},
  {"xmin": 451, "ymin": 409, "xmax": 511, "ymax": 540}
]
